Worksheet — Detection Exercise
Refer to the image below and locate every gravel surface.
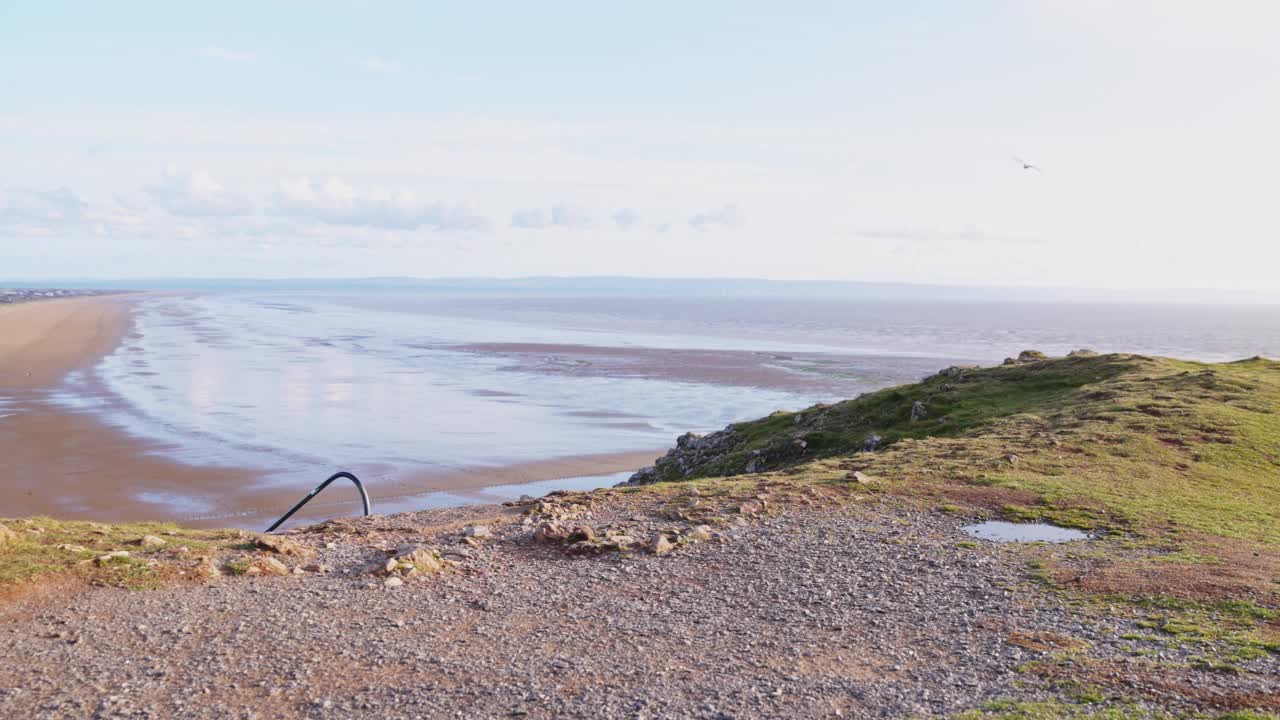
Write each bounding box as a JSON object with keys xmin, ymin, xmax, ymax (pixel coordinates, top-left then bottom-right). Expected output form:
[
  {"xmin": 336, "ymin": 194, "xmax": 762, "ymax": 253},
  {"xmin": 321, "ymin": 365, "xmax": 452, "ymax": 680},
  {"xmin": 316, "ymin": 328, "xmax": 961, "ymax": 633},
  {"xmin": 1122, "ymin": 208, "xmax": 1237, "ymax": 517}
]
[{"xmin": 2, "ymin": 489, "xmax": 1276, "ymax": 719}]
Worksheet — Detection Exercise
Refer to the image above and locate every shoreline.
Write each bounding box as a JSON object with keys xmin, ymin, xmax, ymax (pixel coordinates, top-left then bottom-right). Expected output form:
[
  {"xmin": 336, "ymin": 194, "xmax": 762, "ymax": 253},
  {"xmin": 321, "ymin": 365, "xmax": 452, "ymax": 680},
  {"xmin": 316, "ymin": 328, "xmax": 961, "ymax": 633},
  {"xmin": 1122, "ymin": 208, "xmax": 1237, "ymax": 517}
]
[{"xmin": 0, "ymin": 294, "xmax": 661, "ymax": 528}]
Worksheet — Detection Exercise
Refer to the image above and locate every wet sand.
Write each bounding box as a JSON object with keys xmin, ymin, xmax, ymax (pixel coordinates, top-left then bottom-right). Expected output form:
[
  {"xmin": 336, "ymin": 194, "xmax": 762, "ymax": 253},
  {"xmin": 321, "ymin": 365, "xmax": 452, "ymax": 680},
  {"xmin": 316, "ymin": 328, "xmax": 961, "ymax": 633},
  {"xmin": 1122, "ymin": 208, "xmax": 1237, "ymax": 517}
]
[
  {"xmin": 0, "ymin": 295, "xmax": 262, "ymax": 523},
  {"xmin": 0, "ymin": 296, "xmax": 663, "ymax": 528},
  {"xmin": 454, "ymin": 341, "xmax": 943, "ymax": 394}
]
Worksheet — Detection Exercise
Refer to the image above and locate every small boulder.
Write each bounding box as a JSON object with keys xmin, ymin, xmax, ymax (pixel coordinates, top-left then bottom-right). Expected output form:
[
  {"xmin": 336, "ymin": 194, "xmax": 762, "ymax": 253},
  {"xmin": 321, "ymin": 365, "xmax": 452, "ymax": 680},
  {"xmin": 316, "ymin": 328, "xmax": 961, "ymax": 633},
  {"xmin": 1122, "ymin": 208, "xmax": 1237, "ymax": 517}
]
[
  {"xmin": 1017, "ymin": 350, "xmax": 1047, "ymax": 363},
  {"xmin": 602, "ymin": 534, "xmax": 638, "ymax": 551},
  {"xmin": 567, "ymin": 541, "xmax": 600, "ymax": 555},
  {"xmin": 56, "ymin": 544, "xmax": 88, "ymax": 553},
  {"xmin": 648, "ymin": 534, "xmax": 675, "ymax": 556},
  {"xmin": 863, "ymin": 434, "xmax": 884, "ymax": 452},
  {"xmin": 254, "ymin": 535, "xmax": 312, "ymax": 557},
  {"xmin": 95, "ymin": 550, "xmax": 130, "ymax": 565},
  {"xmin": 567, "ymin": 525, "xmax": 595, "ymax": 543},
  {"xmin": 139, "ymin": 535, "xmax": 167, "ymax": 549},
  {"xmin": 462, "ymin": 525, "xmax": 493, "ymax": 541},
  {"xmin": 392, "ymin": 545, "xmax": 444, "ymax": 575},
  {"xmin": 533, "ymin": 521, "xmax": 570, "ymax": 544},
  {"xmin": 737, "ymin": 501, "xmax": 763, "ymax": 516},
  {"xmin": 194, "ymin": 557, "xmax": 221, "ymax": 580},
  {"xmin": 848, "ymin": 471, "xmax": 875, "ymax": 485},
  {"xmin": 384, "ymin": 576, "xmax": 404, "ymax": 588},
  {"xmin": 256, "ymin": 557, "xmax": 290, "ymax": 576},
  {"xmin": 910, "ymin": 401, "xmax": 928, "ymax": 422},
  {"xmin": 683, "ymin": 525, "xmax": 714, "ymax": 542}
]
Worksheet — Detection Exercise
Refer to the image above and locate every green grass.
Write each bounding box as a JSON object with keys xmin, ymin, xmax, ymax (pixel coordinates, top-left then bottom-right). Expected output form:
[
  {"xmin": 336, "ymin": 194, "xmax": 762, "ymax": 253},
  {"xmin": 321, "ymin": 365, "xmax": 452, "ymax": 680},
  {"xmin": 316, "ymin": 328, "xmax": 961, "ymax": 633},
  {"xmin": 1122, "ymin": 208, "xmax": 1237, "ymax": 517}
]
[
  {"xmin": 0, "ymin": 516, "xmax": 246, "ymax": 590},
  {"xmin": 642, "ymin": 353, "xmax": 1280, "ymax": 546},
  {"xmin": 955, "ymin": 698, "xmax": 1280, "ymax": 720}
]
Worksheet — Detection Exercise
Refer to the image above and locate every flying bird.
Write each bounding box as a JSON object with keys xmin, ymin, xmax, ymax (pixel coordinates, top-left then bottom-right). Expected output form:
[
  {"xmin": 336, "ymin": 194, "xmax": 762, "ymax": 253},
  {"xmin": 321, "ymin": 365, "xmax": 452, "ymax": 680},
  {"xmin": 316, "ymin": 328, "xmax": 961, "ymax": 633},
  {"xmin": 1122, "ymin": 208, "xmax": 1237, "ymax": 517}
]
[{"xmin": 1013, "ymin": 156, "xmax": 1042, "ymax": 174}]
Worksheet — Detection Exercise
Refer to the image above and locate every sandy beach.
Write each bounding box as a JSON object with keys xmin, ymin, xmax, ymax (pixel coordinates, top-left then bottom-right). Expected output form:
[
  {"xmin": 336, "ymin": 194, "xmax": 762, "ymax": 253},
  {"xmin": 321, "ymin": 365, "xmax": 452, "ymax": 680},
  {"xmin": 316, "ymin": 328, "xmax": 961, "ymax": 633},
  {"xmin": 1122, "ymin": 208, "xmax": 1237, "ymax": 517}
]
[{"xmin": 0, "ymin": 295, "xmax": 662, "ymax": 528}]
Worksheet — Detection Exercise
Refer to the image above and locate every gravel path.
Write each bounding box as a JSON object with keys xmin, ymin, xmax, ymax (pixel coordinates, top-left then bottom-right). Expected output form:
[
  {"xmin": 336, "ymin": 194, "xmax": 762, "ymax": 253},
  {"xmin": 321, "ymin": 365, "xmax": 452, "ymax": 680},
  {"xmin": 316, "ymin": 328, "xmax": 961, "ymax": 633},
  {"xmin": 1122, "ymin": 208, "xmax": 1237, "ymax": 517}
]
[{"xmin": 1, "ymin": 490, "xmax": 1276, "ymax": 719}]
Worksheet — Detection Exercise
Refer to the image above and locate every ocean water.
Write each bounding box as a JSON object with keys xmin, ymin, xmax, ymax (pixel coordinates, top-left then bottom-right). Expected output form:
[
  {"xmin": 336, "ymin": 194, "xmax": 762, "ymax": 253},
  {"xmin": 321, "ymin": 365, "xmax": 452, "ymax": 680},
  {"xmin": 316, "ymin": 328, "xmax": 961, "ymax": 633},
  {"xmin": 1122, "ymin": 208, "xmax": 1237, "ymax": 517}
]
[{"xmin": 58, "ymin": 291, "xmax": 1280, "ymax": 516}]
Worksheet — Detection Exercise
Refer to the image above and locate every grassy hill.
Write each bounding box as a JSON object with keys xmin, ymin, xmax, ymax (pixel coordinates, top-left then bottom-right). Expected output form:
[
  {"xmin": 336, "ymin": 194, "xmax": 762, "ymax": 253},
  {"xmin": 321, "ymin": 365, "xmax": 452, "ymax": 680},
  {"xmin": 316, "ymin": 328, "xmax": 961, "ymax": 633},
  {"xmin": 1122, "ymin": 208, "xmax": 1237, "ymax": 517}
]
[{"xmin": 632, "ymin": 352, "xmax": 1280, "ymax": 548}]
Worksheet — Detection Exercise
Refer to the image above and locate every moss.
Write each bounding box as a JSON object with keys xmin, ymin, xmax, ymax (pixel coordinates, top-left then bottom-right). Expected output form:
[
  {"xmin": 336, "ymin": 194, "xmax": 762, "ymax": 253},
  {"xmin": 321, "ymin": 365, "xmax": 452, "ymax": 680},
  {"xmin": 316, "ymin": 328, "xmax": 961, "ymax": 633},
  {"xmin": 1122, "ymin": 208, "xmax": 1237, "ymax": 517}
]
[
  {"xmin": 956, "ymin": 698, "xmax": 1164, "ymax": 719},
  {"xmin": 0, "ymin": 516, "xmax": 247, "ymax": 590}
]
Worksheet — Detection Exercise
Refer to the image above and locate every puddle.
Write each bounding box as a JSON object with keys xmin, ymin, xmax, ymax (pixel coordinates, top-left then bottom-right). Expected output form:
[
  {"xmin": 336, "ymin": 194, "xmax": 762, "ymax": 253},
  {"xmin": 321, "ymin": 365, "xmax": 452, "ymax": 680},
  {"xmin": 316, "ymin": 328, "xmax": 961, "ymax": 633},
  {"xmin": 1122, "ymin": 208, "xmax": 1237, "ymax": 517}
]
[{"xmin": 961, "ymin": 520, "xmax": 1088, "ymax": 543}]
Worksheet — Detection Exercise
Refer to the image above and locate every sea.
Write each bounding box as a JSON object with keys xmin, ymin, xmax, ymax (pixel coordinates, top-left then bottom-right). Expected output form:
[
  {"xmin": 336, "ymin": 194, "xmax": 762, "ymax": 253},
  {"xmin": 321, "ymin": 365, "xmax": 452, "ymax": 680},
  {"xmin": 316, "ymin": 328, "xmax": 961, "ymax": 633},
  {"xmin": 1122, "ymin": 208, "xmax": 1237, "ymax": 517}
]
[{"xmin": 49, "ymin": 287, "xmax": 1280, "ymax": 521}]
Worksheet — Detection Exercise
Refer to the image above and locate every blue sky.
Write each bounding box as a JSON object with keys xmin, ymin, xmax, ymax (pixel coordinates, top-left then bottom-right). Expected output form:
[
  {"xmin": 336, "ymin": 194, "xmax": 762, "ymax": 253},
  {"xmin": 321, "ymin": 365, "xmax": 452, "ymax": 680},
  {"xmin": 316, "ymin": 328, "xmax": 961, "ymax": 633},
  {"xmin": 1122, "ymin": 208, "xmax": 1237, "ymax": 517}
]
[{"xmin": 2, "ymin": 1, "xmax": 1278, "ymax": 288}]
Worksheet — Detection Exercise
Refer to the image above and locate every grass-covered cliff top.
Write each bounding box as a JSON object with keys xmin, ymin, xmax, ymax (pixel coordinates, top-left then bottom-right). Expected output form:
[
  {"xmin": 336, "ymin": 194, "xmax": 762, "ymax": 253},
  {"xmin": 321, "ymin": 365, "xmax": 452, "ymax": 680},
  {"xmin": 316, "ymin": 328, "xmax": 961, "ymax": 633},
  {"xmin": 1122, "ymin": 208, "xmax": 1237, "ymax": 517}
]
[{"xmin": 639, "ymin": 351, "xmax": 1280, "ymax": 548}]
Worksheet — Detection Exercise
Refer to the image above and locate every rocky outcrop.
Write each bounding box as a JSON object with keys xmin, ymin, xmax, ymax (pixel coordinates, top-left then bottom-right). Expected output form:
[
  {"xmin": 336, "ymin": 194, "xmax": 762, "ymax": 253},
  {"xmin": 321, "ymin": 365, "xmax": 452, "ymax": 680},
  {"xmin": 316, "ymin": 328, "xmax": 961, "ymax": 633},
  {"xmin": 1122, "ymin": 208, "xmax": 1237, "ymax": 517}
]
[{"xmin": 623, "ymin": 426, "xmax": 742, "ymax": 485}]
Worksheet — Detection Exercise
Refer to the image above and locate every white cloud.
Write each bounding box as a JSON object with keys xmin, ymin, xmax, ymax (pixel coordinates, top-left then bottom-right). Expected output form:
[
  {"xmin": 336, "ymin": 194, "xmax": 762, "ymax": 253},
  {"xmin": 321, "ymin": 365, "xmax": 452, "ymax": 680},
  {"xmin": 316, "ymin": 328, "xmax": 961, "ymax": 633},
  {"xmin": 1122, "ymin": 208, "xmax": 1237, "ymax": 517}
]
[
  {"xmin": 510, "ymin": 203, "xmax": 593, "ymax": 230},
  {"xmin": 146, "ymin": 168, "xmax": 252, "ymax": 216},
  {"xmin": 856, "ymin": 226, "xmax": 1039, "ymax": 246},
  {"xmin": 0, "ymin": 187, "xmax": 86, "ymax": 225},
  {"xmin": 612, "ymin": 208, "xmax": 642, "ymax": 231},
  {"xmin": 689, "ymin": 204, "xmax": 744, "ymax": 231},
  {"xmin": 353, "ymin": 56, "xmax": 402, "ymax": 74},
  {"xmin": 1033, "ymin": 0, "xmax": 1280, "ymax": 54},
  {"xmin": 196, "ymin": 46, "xmax": 260, "ymax": 63},
  {"xmin": 271, "ymin": 176, "xmax": 488, "ymax": 231}
]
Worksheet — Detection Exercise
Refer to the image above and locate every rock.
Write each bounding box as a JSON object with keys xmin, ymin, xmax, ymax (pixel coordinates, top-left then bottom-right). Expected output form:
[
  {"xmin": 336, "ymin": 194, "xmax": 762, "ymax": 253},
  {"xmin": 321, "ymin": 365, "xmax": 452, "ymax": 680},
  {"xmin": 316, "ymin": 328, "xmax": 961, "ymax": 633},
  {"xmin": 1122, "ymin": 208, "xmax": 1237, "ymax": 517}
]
[
  {"xmin": 253, "ymin": 535, "xmax": 312, "ymax": 557},
  {"xmin": 848, "ymin": 471, "xmax": 875, "ymax": 485},
  {"xmin": 56, "ymin": 544, "xmax": 88, "ymax": 552},
  {"xmin": 1004, "ymin": 453, "xmax": 1020, "ymax": 465},
  {"xmin": 936, "ymin": 365, "xmax": 979, "ymax": 378},
  {"xmin": 602, "ymin": 534, "xmax": 638, "ymax": 551},
  {"xmin": 568, "ymin": 525, "xmax": 595, "ymax": 543},
  {"xmin": 1068, "ymin": 348, "xmax": 1098, "ymax": 358},
  {"xmin": 863, "ymin": 434, "xmax": 884, "ymax": 452},
  {"xmin": 622, "ymin": 426, "xmax": 742, "ymax": 485},
  {"xmin": 392, "ymin": 545, "xmax": 444, "ymax": 574},
  {"xmin": 383, "ymin": 576, "xmax": 404, "ymax": 588},
  {"xmin": 463, "ymin": 525, "xmax": 493, "ymax": 540},
  {"xmin": 737, "ymin": 501, "xmax": 763, "ymax": 516},
  {"xmin": 648, "ymin": 534, "xmax": 675, "ymax": 555},
  {"xmin": 139, "ymin": 535, "xmax": 167, "ymax": 548},
  {"xmin": 621, "ymin": 467, "xmax": 658, "ymax": 486},
  {"xmin": 194, "ymin": 557, "xmax": 221, "ymax": 580},
  {"xmin": 567, "ymin": 541, "xmax": 599, "ymax": 555},
  {"xmin": 255, "ymin": 557, "xmax": 290, "ymax": 576},
  {"xmin": 383, "ymin": 558, "xmax": 399, "ymax": 574},
  {"xmin": 1017, "ymin": 350, "xmax": 1047, "ymax": 363},
  {"xmin": 95, "ymin": 551, "xmax": 130, "ymax": 565},
  {"xmin": 1002, "ymin": 357, "xmax": 1017, "ymax": 366},
  {"xmin": 684, "ymin": 525, "xmax": 714, "ymax": 542},
  {"xmin": 534, "ymin": 522, "xmax": 570, "ymax": 544},
  {"xmin": 0, "ymin": 524, "xmax": 19, "ymax": 546},
  {"xmin": 910, "ymin": 401, "xmax": 928, "ymax": 422}
]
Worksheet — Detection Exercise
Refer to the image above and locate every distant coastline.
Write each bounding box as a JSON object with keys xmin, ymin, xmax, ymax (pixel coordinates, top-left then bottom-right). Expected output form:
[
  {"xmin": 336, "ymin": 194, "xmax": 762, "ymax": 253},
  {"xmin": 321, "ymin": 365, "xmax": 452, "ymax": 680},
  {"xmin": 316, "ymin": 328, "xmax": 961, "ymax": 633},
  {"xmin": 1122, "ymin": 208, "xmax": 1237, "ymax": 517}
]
[{"xmin": 5, "ymin": 275, "xmax": 1279, "ymax": 305}]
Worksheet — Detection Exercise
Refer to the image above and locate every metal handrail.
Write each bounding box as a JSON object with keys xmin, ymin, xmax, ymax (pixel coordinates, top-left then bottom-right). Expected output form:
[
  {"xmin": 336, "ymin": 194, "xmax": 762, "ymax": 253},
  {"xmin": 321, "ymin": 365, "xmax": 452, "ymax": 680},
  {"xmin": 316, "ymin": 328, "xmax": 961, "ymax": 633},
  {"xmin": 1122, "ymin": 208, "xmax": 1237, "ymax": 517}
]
[{"xmin": 265, "ymin": 471, "xmax": 371, "ymax": 533}]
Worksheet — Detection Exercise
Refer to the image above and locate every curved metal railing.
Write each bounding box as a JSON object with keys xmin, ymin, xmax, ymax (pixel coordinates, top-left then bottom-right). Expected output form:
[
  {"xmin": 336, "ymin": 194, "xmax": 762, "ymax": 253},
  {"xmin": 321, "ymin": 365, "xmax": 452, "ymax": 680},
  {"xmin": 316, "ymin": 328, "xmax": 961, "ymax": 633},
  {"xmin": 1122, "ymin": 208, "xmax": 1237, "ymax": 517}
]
[{"xmin": 265, "ymin": 471, "xmax": 371, "ymax": 533}]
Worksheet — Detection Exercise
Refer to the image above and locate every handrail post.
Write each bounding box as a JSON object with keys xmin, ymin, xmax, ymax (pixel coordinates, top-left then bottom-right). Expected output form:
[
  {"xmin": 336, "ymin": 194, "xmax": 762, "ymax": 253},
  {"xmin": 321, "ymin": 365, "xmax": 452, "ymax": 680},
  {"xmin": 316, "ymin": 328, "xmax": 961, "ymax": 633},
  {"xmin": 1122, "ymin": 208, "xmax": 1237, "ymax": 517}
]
[{"xmin": 265, "ymin": 471, "xmax": 371, "ymax": 533}]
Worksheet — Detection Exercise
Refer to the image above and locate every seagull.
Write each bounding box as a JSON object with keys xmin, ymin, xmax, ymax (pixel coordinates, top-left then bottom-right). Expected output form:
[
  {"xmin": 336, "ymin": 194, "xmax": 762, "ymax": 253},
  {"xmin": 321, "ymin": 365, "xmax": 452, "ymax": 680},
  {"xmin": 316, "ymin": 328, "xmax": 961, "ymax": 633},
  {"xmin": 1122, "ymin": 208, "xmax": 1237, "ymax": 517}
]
[{"xmin": 1013, "ymin": 156, "xmax": 1042, "ymax": 174}]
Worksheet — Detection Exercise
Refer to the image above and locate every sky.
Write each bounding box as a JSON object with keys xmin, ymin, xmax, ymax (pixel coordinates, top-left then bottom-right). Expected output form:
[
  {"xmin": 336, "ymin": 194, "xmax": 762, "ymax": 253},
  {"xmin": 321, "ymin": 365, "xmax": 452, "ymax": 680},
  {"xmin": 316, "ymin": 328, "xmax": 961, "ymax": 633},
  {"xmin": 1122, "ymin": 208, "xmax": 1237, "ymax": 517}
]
[{"xmin": 2, "ymin": 1, "xmax": 1278, "ymax": 289}]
